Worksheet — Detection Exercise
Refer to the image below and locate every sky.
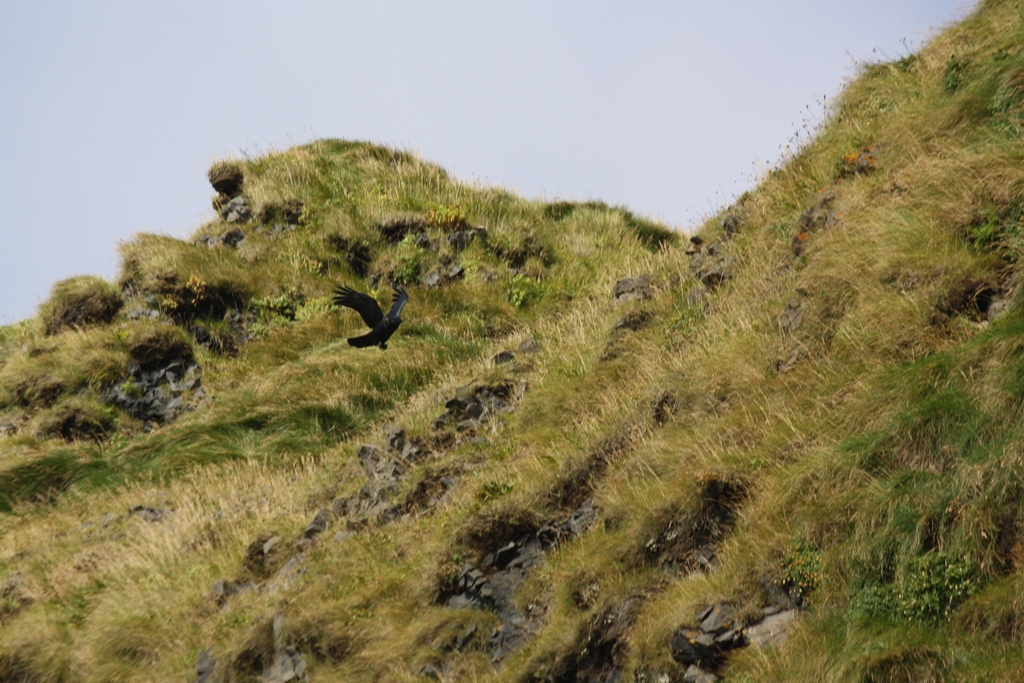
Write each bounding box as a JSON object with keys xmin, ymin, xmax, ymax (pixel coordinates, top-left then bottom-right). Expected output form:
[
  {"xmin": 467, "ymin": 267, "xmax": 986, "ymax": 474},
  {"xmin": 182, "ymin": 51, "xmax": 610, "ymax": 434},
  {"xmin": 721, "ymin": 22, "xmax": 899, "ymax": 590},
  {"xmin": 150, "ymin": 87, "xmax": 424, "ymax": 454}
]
[{"xmin": 0, "ymin": 1, "xmax": 975, "ymax": 325}]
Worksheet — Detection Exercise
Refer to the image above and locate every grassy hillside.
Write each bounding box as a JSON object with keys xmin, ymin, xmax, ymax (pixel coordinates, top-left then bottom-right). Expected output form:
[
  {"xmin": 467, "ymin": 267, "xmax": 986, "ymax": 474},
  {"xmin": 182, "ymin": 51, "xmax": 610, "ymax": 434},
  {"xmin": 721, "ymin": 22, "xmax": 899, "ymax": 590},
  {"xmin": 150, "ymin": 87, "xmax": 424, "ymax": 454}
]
[{"xmin": 2, "ymin": 1, "xmax": 1023, "ymax": 681}]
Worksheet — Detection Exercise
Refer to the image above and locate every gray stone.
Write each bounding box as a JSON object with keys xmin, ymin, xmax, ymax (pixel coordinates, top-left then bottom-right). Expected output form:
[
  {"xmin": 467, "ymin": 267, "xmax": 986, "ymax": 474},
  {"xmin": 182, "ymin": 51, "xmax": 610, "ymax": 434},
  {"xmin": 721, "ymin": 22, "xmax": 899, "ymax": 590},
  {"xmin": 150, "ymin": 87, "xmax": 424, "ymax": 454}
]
[
  {"xmin": 698, "ymin": 604, "xmax": 736, "ymax": 636},
  {"xmin": 493, "ymin": 351, "xmax": 515, "ymax": 365},
  {"xmin": 683, "ymin": 664, "xmax": 719, "ymax": 683},
  {"xmin": 196, "ymin": 649, "xmax": 215, "ymax": 683},
  {"xmin": 303, "ymin": 508, "xmax": 335, "ymax": 539},
  {"xmin": 613, "ymin": 275, "xmax": 654, "ymax": 301},
  {"xmin": 743, "ymin": 608, "xmax": 798, "ymax": 649},
  {"xmin": 777, "ymin": 298, "xmax": 804, "ymax": 333},
  {"xmin": 221, "ymin": 196, "xmax": 252, "ymax": 223},
  {"xmin": 446, "ymin": 229, "xmax": 476, "ymax": 251},
  {"xmin": 220, "ymin": 227, "xmax": 245, "ymax": 248},
  {"xmin": 129, "ymin": 505, "xmax": 170, "ymax": 522},
  {"xmin": 517, "ymin": 338, "xmax": 540, "ymax": 353},
  {"xmin": 423, "ymin": 271, "xmax": 443, "ymax": 288},
  {"xmin": 670, "ymin": 628, "xmax": 721, "ymax": 667}
]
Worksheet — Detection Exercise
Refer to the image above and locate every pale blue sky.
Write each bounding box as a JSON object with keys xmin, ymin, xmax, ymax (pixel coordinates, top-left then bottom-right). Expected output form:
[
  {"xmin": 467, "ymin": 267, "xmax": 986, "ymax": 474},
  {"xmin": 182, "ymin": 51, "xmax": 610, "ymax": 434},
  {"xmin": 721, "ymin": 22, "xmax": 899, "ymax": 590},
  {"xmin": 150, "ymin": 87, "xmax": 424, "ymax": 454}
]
[{"xmin": 1, "ymin": 1, "xmax": 973, "ymax": 323}]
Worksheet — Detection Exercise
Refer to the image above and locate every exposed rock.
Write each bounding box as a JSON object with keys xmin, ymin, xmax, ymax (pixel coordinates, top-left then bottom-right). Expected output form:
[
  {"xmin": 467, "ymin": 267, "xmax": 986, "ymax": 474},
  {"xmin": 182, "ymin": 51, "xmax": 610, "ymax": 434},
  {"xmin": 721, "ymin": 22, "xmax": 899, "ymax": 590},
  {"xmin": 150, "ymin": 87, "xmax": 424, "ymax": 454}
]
[
  {"xmin": 685, "ymin": 235, "xmax": 705, "ymax": 256},
  {"xmin": 840, "ymin": 144, "xmax": 879, "ymax": 177},
  {"xmin": 688, "ymin": 242, "xmax": 735, "ymax": 289},
  {"xmin": 517, "ymin": 338, "xmax": 540, "ymax": 353},
  {"xmin": 743, "ymin": 608, "xmax": 798, "ymax": 648},
  {"xmin": 432, "ymin": 381, "xmax": 524, "ymax": 435},
  {"xmin": 671, "ymin": 628, "xmax": 722, "ymax": 668},
  {"xmin": 639, "ymin": 476, "xmax": 747, "ymax": 574},
  {"xmin": 211, "ymin": 578, "xmax": 253, "ymax": 607},
  {"xmin": 613, "ymin": 275, "xmax": 654, "ymax": 301},
  {"xmin": 446, "ymin": 228, "xmax": 479, "ymax": 251},
  {"xmin": 129, "ymin": 504, "xmax": 171, "ymax": 522},
  {"xmin": 543, "ymin": 594, "xmax": 644, "ymax": 683},
  {"xmin": 126, "ymin": 306, "xmax": 161, "ymax": 320},
  {"xmin": 683, "ymin": 664, "xmax": 719, "ymax": 683},
  {"xmin": 195, "ymin": 649, "xmax": 216, "ymax": 683},
  {"xmin": 220, "ymin": 227, "xmax": 245, "ymax": 248},
  {"xmin": 261, "ymin": 615, "xmax": 307, "ymax": 682},
  {"xmin": 303, "ymin": 508, "xmax": 336, "ymax": 539},
  {"xmin": 721, "ymin": 214, "xmax": 742, "ymax": 237},
  {"xmin": 423, "ymin": 264, "xmax": 465, "ymax": 289},
  {"xmin": 493, "ymin": 351, "xmax": 515, "ymax": 365},
  {"xmin": 442, "ymin": 499, "xmax": 598, "ymax": 660},
  {"xmin": 221, "ymin": 196, "xmax": 252, "ymax": 223},
  {"xmin": 103, "ymin": 357, "xmax": 201, "ymax": 424},
  {"xmin": 791, "ymin": 191, "xmax": 840, "ymax": 256},
  {"xmin": 777, "ymin": 298, "xmax": 804, "ymax": 333},
  {"xmin": 672, "ymin": 601, "xmax": 799, "ymax": 674}
]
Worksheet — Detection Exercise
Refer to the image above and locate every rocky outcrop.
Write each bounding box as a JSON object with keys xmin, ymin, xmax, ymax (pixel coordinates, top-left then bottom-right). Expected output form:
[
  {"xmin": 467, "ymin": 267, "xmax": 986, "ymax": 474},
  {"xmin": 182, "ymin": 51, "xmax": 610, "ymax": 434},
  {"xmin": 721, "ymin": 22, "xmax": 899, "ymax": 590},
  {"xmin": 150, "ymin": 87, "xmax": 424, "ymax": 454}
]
[{"xmin": 670, "ymin": 603, "xmax": 800, "ymax": 681}]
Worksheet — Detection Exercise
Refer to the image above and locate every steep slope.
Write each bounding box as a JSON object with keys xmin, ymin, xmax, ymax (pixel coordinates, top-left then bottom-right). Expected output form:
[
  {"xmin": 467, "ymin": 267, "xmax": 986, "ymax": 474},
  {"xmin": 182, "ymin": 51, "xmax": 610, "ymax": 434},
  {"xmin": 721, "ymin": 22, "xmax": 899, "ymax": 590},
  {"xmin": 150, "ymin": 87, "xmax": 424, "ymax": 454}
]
[{"xmin": 2, "ymin": 1, "xmax": 1023, "ymax": 681}]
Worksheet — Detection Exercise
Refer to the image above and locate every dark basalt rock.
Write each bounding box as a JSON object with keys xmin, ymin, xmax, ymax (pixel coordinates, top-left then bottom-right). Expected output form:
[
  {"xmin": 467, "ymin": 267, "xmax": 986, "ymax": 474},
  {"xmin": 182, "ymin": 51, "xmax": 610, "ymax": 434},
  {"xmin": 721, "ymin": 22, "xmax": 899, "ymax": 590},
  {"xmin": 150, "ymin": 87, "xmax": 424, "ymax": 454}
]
[
  {"xmin": 671, "ymin": 601, "xmax": 799, "ymax": 675},
  {"xmin": 613, "ymin": 275, "xmax": 654, "ymax": 301},
  {"xmin": 103, "ymin": 357, "xmax": 201, "ymax": 424},
  {"xmin": 441, "ymin": 499, "xmax": 599, "ymax": 661},
  {"xmin": 221, "ymin": 196, "xmax": 252, "ymax": 223},
  {"xmin": 220, "ymin": 227, "xmax": 245, "ymax": 248},
  {"xmin": 432, "ymin": 381, "xmax": 524, "ymax": 435},
  {"xmin": 493, "ymin": 351, "xmax": 515, "ymax": 365}
]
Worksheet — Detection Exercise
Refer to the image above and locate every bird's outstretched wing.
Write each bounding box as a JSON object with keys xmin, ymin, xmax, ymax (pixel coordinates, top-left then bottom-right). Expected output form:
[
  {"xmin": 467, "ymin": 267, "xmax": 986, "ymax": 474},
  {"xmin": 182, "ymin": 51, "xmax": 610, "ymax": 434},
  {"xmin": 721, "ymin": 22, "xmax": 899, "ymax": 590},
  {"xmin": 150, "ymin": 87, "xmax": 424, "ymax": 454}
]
[
  {"xmin": 386, "ymin": 284, "xmax": 409, "ymax": 320},
  {"xmin": 333, "ymin": 285, "xmax": 384, "ymax": 328},
  {"xmin": 346, "ymin": 330, "xmax": 380, "ymax": 348}
]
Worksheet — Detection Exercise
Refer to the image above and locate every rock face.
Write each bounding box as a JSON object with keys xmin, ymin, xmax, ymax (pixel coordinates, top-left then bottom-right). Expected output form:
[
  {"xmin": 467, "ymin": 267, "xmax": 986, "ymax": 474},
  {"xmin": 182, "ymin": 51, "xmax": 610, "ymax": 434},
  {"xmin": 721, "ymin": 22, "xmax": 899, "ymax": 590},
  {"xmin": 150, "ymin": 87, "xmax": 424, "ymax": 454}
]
[
  {"xmin": 103, "ymin": 357, "xmax": 202, "ymax": 425},
  {"xmin": 221, "ymin": 196, "xmax": 252, "ymax": 223},
  {"xmin": 441, "ymin": 499, "xmax": 599, "ymax": 661},
  {"xmin": 613, "ymin": 275, "xmax": 654, "ymax": 301},
  {"xmin": 670, "ymin": 603, "xmax": 800, "ymax": 679},
  {"xmin": 689, "ymin": 242, "xmax": 735, "ymax": 288},
  {"xmin": 791, "ymin": 191, "xmax": 840, "ymax": 256},
  {"xmin": 432, "ymin": 381, "xmax": 524, "ymax": 436}
]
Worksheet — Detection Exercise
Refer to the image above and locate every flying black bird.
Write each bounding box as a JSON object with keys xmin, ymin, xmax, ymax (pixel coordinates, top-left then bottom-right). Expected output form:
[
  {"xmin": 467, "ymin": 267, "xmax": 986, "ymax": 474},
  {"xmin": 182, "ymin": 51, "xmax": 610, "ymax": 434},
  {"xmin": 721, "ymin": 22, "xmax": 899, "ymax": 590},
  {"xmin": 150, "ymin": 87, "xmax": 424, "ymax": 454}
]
[{"xmin": 332, "ymin": 283, "xmax": 409, "ymax": 350}]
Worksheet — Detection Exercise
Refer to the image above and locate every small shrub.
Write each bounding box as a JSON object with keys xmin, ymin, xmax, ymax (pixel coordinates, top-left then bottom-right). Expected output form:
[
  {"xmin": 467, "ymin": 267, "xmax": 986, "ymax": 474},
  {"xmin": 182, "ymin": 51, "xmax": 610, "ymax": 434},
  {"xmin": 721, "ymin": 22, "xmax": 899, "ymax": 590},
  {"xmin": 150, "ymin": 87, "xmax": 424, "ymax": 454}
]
[
  {"xmin": 426, "ymin": 204, "xmax": 467, "ymax": 231},
  {"xmin": 852, "ymin": 552, "xmax": 982, "ymax": 623},
  {"xmin": 943, "ymin": 54, "xmax": 969, "ymax": 94},
  {"xmin": 38, "ymin": 276, "xmax": 123, "ymax": 336},
  {"xmin": 509, "ymin": 273, "xmax": 540, "ymax": 309},
  {"xmin": 780, "ymin": 539, "xmax": 822, "ymax": 602}
]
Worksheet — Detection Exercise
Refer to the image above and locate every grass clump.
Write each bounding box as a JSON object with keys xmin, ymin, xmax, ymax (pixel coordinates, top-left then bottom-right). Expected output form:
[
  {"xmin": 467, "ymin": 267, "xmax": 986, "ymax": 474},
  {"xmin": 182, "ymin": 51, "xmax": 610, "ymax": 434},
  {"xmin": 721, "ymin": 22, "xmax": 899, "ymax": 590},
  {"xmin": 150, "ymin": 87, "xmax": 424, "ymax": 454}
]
[{"xmin": 38, "ymin": 275, "xmax": 122, "ymax": 336}]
